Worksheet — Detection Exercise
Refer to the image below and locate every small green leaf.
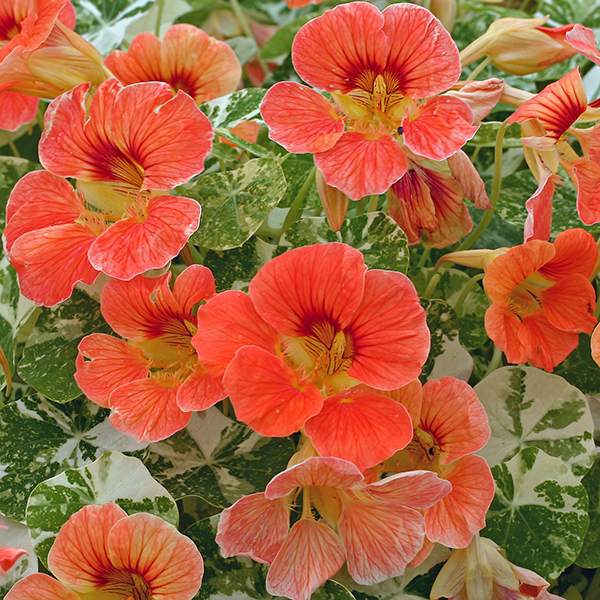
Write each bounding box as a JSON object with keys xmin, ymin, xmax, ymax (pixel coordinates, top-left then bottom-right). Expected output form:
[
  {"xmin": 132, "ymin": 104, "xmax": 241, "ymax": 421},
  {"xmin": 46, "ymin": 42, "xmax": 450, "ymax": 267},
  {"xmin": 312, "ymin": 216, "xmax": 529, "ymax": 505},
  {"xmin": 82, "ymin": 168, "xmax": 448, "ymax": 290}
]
[
  {"xmin": 145, "ymin": 407, "xmax": 294, "ymax": 507},
  {"xmin": 202, "ymin": 88, "xmax": 267, "ymax": 129},
  {"xmin": 26, "ymin": 451, "xmax": 178, "ymax": 564},
  {"xmin": 278, "ymin": 212, "xmax": 410, "ymax": 273},
  {"xmin": 259, "ymin": 16, "xmax": 311, "ymax": 60},
  {"xmin": 484, "ymin": 447, "xmax": 589, "ymax": 580},
  {"xmin": 17, "ymin": 289, "xmax": 108, "ymax": 403},
  {"xmin": 184, "ymin": 158, "xmax": 287, "ymax": 250},
  {"xmin": 0, "ymin": 395, "xmax": 145, "ymax": 521}
]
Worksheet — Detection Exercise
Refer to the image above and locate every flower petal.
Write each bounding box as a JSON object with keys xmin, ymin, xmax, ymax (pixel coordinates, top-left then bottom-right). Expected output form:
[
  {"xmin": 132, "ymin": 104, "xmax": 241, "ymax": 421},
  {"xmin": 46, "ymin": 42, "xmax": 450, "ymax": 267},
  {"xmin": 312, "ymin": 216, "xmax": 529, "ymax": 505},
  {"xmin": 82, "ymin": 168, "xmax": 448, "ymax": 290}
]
[
  {"xmin": 194, "ymin": 290, "xmax": 279, "ymax": 378},
  {"xmin": 339, "ymin": 500, "xmax": 425, "ymax": 585},
  {"xmin": 216, "ymin": 493, "xmax": 289, "ymax": 564},
  {"xmin": 176, "ymin": 366, "xmax": 226, "ymax": 412},
  {"xmin": 446, "ymin": 78, "xmax": 505, "ymax": 123},
  {"xmin": 383, "ymin": 3, "xmax": 461, "ymax": 97},
  {"xmin": 5, "ymin": 574, "xmax": 79, "ymax": 600},
  {"xmin": 523, "ymin": 170, "xmax": 557, "ymax": 242},
  {"xmin": 10, "ymin": 223, "xmax": 99, "ymax": 307},
  {"xmin": 172, "ymin": 264, "xmax": 216, "ymax": 315},
  {"xmin": 565, "ymin": 24, "xmax": 600, "ymax": 65},
  {"xmin": 381, "ymin": 379, "xmax": 423, "ymax": 424},
  {"xmin": 0, "ymin": 91, "xmax": 38, "ymax": 131},
  {"xmin": 366, "ymin": 470, "xmax": 451, "ymax": 510},
  {"xmin": 266, "ymin": 519, "xmax": 345, "ymax": 600},
  {"xmin": 40, "ymin": 80, "xmax": 213, "ymax": 189},
  {"xmin": 249, "ymin": 242, "xmax": 366, "ymax": 337},
  {"xmin": 403, "ymin": 96, "xmax": 477, "ymax": 161},
  {"xmin": 447, "ymin": 150, "xmax": 491, "ymax": 209},
  {"xmin": 261, "ymin": 82, "xmax": 344, "ymax": 153},
  {"xmin": 541, "ymin": 228, "xmax": 598, "ymax": 281},
  {"xmin": 106, "ymin": 24, "xmax": 241, "ymax": 103},
  {"xmin": 347, "ymin": 269, "xmax": 429, "ymax": 390},
  {"xmin": 507, "ymin": 68, "xmax": 587, "ymax": 139},
  {"xmin": 109, "ymin": 377, "xmax": 191, "ymax": 442},
  {"xmin": 291, "ymin": 2, "xmax": 387, "ymax": 92},
  {"xmin": 541, "ymin": 274, "xmax": 596, "ymax": 333},
  {"xmin": 420, "ymin": 377, "xmax": 490, "ymax": 463},
  {"xmin": 305, "ymin": 389, "xmax": 413, "ymax": 471},
  {"xmin": 265, "ymin": 457, "xmax": 364, "ymax": 500},
  {"xmin": 107, "ymin": 512, "xmax": 203, "ymax": 600},
  {"xmin": 425, "ymin": 455, "xmax": 495, "ymax": 548},
  {"xmin": 573, "ymin": 158, "xmax": 600, "ymax": 225},
  {"xmin": 75, "ymin": 333, "xmax": 150, "ymax": 407},
  {"xmin": 315, "ymin": 132, "xmax": 408, "ymax": 200},
  {"xmin": 484, "ymin": 304, "xmax": 528, "ymax": 366},
  {"xmin": 4, "ymin": 170, "xmax": 83, "ymax": 251},
  {"xmin": 48, "ymin": 503, "xmax": 127, "ymax": 592},
  {"xmin": 223, "ymin": 345, "xmax": 323, "ymax": 437},
  {"xmin": 88, "ymin": 195, "xmax": 201, "ymax": 280}
]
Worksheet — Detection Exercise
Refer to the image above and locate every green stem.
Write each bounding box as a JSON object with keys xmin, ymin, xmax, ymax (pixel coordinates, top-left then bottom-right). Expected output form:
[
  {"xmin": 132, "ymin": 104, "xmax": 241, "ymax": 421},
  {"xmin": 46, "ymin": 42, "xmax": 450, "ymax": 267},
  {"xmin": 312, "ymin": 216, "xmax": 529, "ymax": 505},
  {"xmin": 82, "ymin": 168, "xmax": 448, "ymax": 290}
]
[
  {"xmin": 230, "ymin": 0, "xmax": 270, "ymax": 76},
  {"xmin": 155, "ymin": 0, "xmax": 165, "ymax": 36},
  {"xmin": 585, "ymin": 569, "xmax": 600, "ymax": 600},
  {"xmin": 417, "ymin": 247, "xmax": 431, "ymax": 269},
  {"xmin": 7, "ymin": 140, "xmax": 20, "ymax": 158},
  {"xmin": 455, "ymin": 121, "xmax": 508, "ymax": 251},
  {"xmin": 466, "ymin": 56, "xmax": 491, "ymax": 81},
  {"xmin": 483, "ymin": 345, "xmax": 503, "ymax": 378},
  {"xmin": 367, "ymin": 195, "xmax": 379, "ymax": 211},
  {"xmin": 423, "ymin": 267, "xmax": 444, "ymax": 299},
  {"xmin": 453, "ymin": 272, "xmax": 484, "ymax": 316},
  {"xmin": 280, "ymin": 166, "xmax": 316, "ymax": 240}
]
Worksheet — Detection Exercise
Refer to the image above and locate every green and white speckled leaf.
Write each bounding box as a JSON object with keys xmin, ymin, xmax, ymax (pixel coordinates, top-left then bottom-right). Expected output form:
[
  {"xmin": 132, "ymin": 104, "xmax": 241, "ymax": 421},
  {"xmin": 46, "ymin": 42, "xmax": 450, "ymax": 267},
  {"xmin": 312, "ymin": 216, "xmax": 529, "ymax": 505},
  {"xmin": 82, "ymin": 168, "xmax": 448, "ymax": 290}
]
[
  {"xmin": 476, "ymin": 367, "xmax": 595, "ymax": 476},
  {"xmin": 577, "ymin": 458, "xmax": 600, "ymax": 567},
  {"xmin": 484, "ymin": 446, "xmax": 589, "ymax": 580},
  {"xmin": 278, "ymin": 212, "xmax": 410, "ymax": 273},
  {"xmin": 468, "ymin": 122, "xmax": 522, "ymax": 148},
  {"xmin": 17, "ymin": 289, "xmax": 108, "ymax": 403},
  {"xmin": 26, "ymin": 451, "xmax": 178, "ymax": 564},
  {"xmin": 0, "ymin": 516, "xmax": 37, "ymax": 597},
  {"xmin": 202, "ymin": 88, "xmax": 266, "ymax": 129},
  {"xmin": 184, "ymin": 158, "xmax": 287, "ymax": 250},
  {"xmin": 187, "ymin": 516, "xmax": 355, "ymax": 600},
  {"xmin": 73, "ymin": 0, "xmax": 155, "ymax": 53},
  {"xmin": 0, "ymin": 395, "xmax": 145, "ymax": 521},
  {"xmin": 145, "ymin": 407, "xmax": 294, "ymax": 507}
]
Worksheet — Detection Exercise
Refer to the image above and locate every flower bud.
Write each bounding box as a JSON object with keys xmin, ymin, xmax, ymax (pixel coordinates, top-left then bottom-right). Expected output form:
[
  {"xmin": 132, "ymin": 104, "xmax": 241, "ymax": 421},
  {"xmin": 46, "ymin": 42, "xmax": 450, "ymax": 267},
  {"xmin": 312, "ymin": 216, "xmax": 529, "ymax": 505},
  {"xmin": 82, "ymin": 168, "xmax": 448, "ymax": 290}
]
[
  {"xmin": 429, "ymin": 0, "xmax": 457, "ymax": 32},
  {"xmin": 316, "ymin": 169, "xmax": 349, "ymax": 232}
]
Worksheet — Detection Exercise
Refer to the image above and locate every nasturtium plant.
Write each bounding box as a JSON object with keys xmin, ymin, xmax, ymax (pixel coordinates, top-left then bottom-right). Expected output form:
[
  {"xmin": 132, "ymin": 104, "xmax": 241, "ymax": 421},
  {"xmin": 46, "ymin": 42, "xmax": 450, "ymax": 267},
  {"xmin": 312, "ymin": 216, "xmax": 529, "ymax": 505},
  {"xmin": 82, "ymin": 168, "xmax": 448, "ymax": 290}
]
[{"xmin": 2, "ymin": 0, "xmax": 600, "ymax": 599}]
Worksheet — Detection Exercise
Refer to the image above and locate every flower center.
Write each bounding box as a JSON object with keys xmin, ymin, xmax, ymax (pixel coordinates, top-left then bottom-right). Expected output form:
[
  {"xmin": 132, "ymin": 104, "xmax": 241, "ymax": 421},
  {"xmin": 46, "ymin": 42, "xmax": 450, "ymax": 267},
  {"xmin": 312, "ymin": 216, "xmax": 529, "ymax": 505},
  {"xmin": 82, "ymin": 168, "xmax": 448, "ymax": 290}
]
[
  {"xmin": 508, "ymin": 272, "xmax": 553, "ymax": 319},
  {"xmin": 101, "ymin": 570, "xmax": 151, "ymax": 600}
]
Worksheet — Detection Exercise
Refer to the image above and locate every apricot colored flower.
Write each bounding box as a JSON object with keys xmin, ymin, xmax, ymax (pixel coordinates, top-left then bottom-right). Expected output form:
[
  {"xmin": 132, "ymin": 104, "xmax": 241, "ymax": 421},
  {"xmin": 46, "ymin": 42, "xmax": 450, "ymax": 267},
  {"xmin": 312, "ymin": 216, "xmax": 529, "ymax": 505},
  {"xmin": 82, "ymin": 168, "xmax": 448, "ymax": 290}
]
[
  {"xmin": 0, "ymin": 91, "xmax": 37, "ymax": 130},
  {"xmin": 383, "ymin": 377, "xmax": 494, "ymax": 550},
  {"xmin": 217, "ymin": 456, "xmax": 451, "ymax": 599},
  {"xmin": 431, "ymin": 535, "xmax": 562, "ymax": 600},
  {"xmin": 6, "ymin": 503, "xmax": 203, "ymax": 600},
  {"xmin": 446, "ymin": 229, "xmax": 598, "ymax": 371},
  {"xmin": 194, "ymin": 242, "xmax": 429, "ymax": 469},
  {"xmin": 0, "ymin": 0, "xmax": 106, "ymax": 101},
  {"xmin": 5, "ymin": 79, "xmax": 212, "ymax": 306},
  {"xmin": 75, "ymin": 266, "xmax": 225, "ymax": 442},
  {"xmin": 0, "ymin": 547, "xmax": 26, "ymax": 575},
  {"xmin": 507, "ymin": 68, "xmax": 600, "ymax": 235},
  {"xmin": 387, "ymin": 151, "xmax": 490, "ymax": 248},
  {"xmin": 105, "ymin": 24, "xmax": 241, "ymax": 104},
  {"xmin": 260, "ymin": 2, "xmax": 477, "ymax": 199}
]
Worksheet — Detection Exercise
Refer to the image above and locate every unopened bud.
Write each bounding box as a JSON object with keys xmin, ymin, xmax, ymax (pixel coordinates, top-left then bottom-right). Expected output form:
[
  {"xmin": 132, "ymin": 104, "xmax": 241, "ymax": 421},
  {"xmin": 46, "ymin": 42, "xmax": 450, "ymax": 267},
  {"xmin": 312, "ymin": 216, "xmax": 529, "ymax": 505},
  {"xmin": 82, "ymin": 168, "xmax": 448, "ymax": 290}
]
[
  {"xmin": 316, "ymin": 169, "xmax": 349, "ymax": 232},
  {"xmin": 429, "ymin": 0, "xmax": 457, "ymax": 32}
]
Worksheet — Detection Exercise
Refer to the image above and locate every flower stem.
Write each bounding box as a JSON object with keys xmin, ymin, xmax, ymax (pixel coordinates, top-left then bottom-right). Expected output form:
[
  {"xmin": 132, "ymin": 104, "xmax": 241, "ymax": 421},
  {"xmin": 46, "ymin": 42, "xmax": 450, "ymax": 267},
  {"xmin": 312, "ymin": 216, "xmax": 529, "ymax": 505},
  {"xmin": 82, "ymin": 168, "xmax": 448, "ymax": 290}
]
[
  {"xmin": 280, "ymin": 166, "xmax": 316, "ymax": 241},
  {"xmin": 465, "ymin": 56, "xmax": 491, "ymax": 82},
  {"xmin": 155, "ymin": 0, "xmax": 165, "ymax": 36},
  {"xmin": 7, "ymin": 140, "xmax": 20, "ymax": 158},
  {"xmin": 229, "ymin": 0, "xmax": 270, "ymax": 76},
  {"xmin": 453, "ymin": 272, "xmax": 484, "ymax": 316},
  {"xmin": 483, "ymin": 345, "xmax": 503, "ymax": 378},
  {"xmin": 417, "ymin": 247, "xmax": 431, "ymax": 269},
  {"xmin": 454, "ymin": 121, "xmax": 508, "ymax": 252}
]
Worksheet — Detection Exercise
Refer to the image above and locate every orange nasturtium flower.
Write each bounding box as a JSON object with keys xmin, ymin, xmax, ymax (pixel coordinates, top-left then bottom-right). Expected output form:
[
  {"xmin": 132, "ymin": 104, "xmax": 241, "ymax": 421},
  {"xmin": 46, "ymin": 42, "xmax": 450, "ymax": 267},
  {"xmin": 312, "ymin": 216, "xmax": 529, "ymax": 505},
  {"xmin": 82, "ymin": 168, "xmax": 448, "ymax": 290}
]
[
  {"xmin": 431, "ymin": 535, "xmax": 562, "ymax": 600},
  {"xmin": 507, "ymin": 67, "xmax": 600, "ymax": 239},
  {"xmin": 444, "ymin": 229, "xmax": 598, "ymax": 371},
  {"xmin": 0, "ymin": 0, "xmax": 106, "ymax": 128},
  {"xmin": 194, "ymin": 242, "xmax": 430, "ymax": 470},
  {"xmin": 260, "ymin": 2, "xmax": 477, "ymax": 199},
  {"xmin": 75, "ymin": 266, "xmax": 225, "ymax": 442},
  {"xmin": 379, "ymin": 377, "xmax": 494, "ymax": 555},
  {"xmin": 105, "ymin": 24, "xmax": 242, "ymax": 104},
  {"xmin": 4, "ymin": 78, "xmax": 213, "ymax": 306},
  {"xmin": 6, "ymin": 503, "xmax": 203, "ymax": 600},
  {"xmin": 217, "ymin": 456, "xmax": 450, "ymax": 600}
]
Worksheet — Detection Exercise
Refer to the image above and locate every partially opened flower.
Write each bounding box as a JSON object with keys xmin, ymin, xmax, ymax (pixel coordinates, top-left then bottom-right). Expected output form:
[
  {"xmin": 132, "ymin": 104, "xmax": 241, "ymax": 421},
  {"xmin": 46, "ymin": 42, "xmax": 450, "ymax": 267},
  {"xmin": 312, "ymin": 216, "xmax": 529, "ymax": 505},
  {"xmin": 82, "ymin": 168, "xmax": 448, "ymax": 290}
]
[
  {"xmin": 443, "ymin": 229, "xmax": 598, "ymax": 371},
  {"xmin": 217, "ymin": 456, "xmax": 451, "ymax": 599},
  {"xmin": 382, "ymin": 377, "xmax": 494, "ymax": 550},
  {"xmin": 105, "ymin": 24, "xmax": 241, "ymax": 103},
  {"xmin": 75, "ymin": 266, "xmax": 225, "ymax": 442},
  {"xmin": 5, "ymin": 79, "xmax": 212, "ymax": 305},
  {"xmin": 194, "ymin": 242, "xmax": 429, "ymax": 469},
  {"xmin": 6, "ymin": 503, "xmax": 203, "ymax": 600},
  {"xmin": 431, "ymin": 535, "xmax": 562, "ymax": 600},
  {"xmin": 387, "ymin": 152, "xmax": 490, "ymax": 248},
  {"xmin": 260, "ymin": 2, "xmax": 477, "ymax": 199},
  {"xmin": 0, "ymin": 0, "xmax": 106, "ymax": 100},
  {"xmin": 506, "ymin": 68, "xmax": 600, "ymax": 235}
]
